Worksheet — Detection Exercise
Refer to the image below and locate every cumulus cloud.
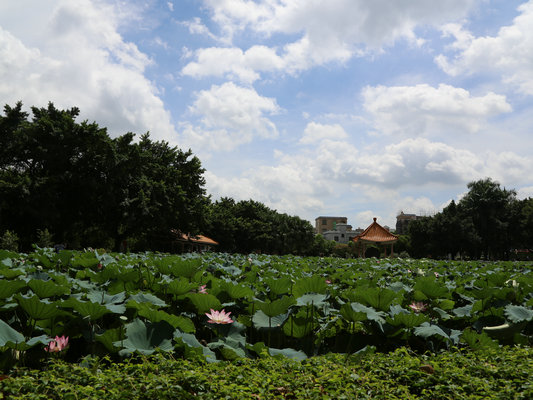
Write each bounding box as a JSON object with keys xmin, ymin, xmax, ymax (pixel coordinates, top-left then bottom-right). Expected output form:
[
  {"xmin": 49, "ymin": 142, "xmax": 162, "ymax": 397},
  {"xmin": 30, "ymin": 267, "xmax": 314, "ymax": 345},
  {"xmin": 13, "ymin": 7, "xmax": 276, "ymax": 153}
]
[
  {"xmin": 183, "ymin": 0, "xmax": 477, "ymax": 81},
  {"xmin": 300, "ymin": 122, "xmax": 348, "ymax": 144},
  {"xmin": 181, "ymin": 45, "xmax": 284, "ymax": 83},
  {"xmin": 362, "ymin": 84, "xmax": 512, "ymax": 137},
  {"xmin": 0, "ymin": 0, "xmax": 176, "ymax": 142},
  {"xmin": 435, "ymin": 0, "xmax": 533, "ymax": 95},
  {"xmin": 181, "ymin": 82, "xmax": 280, "ymax": 152}
]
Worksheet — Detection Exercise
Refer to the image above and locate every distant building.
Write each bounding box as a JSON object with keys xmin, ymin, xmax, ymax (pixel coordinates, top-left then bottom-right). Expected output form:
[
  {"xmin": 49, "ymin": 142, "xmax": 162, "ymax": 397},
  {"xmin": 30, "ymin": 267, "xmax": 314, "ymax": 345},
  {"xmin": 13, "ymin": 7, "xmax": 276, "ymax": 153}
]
[
  {"xmin": 315, "ymin": 216, "xmax": 347, "ymax": 234},
  {"xmin": 322, "ymin": 223, "xmax": 359, "ymax": 244},
  {"xmin": 395, "ymin": 211, "xmax": 419, "ymax": 235}
]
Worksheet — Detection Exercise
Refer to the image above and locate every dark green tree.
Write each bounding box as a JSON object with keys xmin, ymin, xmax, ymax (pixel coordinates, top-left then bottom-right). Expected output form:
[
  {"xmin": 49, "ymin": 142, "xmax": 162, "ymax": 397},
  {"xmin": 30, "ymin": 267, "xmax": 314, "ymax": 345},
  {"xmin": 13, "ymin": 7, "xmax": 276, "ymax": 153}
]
[
  {"xmin": 459, "ymin": 178, "xmax": 516, "ymax": 259},
  {"xmin": 205, "ymin": 198, "xmax": 315, "ymax": 255},
  {"xmin": 0, "ymin": 102, "xmax": 208, "ymax": 251}
]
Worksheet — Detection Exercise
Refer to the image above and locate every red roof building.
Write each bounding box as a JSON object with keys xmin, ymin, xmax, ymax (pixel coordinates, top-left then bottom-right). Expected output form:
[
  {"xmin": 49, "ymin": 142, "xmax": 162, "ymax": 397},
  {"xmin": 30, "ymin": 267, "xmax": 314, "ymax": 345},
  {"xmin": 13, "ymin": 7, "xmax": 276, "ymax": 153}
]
[
  {"xmin": 352, "ymin": 218, "xmax": 399, "ymax": 258},
  {"xmin": 171, "ymin": 229, "xmax": 219, "ymax": 253}
]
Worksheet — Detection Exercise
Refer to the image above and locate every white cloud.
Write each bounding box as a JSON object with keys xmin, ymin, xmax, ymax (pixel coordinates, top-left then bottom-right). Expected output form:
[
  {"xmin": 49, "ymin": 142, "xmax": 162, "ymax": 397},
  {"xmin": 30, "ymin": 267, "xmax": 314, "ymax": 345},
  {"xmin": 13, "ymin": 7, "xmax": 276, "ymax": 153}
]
[
  {"xmin": 362, "ymin": 84, "xmax": 511, "ymax": 137},
  {"xmin": 187, "ymin": 0, "xmax": 478, "ymax": 80},
  {"xmin": 436, "ymin": 0, "xmax": 533, "ymax": 95},
  {"xmin": 300, "ymin": 122, "xmax": 348, "ymax": 144},
  {"xmin": 0, "ymin": 0, "xmax": 177, "ymax": 143},
  {"xmin": 182, "ymin": 45, "xmax": 284, "ymax": 83},
  {"xmin": 181, "ymin": 82, "xmax": 280, "ymax": 152},
  {"xmin": 517, "ymin": 186, "xmax": 533, "ymax": 199}
]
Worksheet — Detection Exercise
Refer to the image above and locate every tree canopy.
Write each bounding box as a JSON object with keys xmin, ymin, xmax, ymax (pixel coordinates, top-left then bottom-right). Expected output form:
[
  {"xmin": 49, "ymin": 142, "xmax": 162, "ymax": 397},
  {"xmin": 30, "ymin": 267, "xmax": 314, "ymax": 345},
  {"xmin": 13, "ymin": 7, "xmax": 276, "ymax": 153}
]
[
  {"xmin": 409, "ymin": 178, "xmax": 532, "ymax": 260},
  {"xmin": 0, "ymin": 102, "xmax": 315, "ymax": 255},
  {"xmin": 0, "ymin": 102, "xmax": 207, "ymax": 251}
]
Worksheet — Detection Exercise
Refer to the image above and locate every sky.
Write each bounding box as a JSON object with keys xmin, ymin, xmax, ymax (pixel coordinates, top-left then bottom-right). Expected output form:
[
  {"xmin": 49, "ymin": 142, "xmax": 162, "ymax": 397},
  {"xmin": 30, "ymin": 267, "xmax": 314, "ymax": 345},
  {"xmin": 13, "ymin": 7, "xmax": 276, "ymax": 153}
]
[{"xmin": 1, "ymin": 0, "xmax": 533, "ymax": 230}]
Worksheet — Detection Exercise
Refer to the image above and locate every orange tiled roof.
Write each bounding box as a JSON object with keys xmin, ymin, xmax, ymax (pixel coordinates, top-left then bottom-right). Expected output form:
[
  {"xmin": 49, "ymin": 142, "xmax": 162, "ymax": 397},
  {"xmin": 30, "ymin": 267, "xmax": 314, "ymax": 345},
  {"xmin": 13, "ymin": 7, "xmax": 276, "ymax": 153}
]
[
  {"xmin": 352, "ymin": 218, "xmax": 398, "ymax": 244},
  {"xmin": 171, "ymin": 230, "xmax": 219, "ymax": 246}
]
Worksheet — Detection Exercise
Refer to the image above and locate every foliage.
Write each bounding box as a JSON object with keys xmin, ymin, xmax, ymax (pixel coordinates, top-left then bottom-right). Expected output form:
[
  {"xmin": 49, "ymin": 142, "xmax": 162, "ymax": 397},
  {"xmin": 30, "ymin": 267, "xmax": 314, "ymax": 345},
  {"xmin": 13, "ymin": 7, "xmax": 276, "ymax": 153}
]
[
  {"xmin": 0, "ymin": 231, "xmax": 18, "ymax": 251},
  {"xmin": 0, "ymin": 347, "xmax": 531, "ymax": 399},
  {"xmin": 409, "ymin": 178, "xmax": 531, "ymax": 260},
  {"xmin": 35, "ymin": 229, "xmax": 54, "ymax": 249},
  {"xmin": 0, "ymin": 249, "xmax": 531, "ymax": 372},
  {"xmin": 205, "ymin": 198, "xmax": 315, "ymax": 255},
  {"xmin": 0, "ymin": 102, "xmax": 208, "ymax": 252}
]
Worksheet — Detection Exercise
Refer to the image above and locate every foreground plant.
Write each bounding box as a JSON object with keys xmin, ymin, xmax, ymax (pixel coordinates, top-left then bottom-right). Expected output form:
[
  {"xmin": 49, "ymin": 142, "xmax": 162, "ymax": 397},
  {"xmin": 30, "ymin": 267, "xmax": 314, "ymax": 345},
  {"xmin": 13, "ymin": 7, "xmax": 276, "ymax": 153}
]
[{"xmin": 206, "ymin": 309, "xmax": 233, "ymax": 324}]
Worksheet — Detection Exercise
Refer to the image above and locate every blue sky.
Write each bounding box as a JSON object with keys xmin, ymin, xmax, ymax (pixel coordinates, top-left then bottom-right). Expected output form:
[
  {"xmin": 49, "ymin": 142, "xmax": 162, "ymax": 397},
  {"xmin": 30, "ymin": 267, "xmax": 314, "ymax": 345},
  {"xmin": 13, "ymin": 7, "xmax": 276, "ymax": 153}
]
[{"xmin": 1, "ymin": 0, "xmax": 532, "ymax": 230}]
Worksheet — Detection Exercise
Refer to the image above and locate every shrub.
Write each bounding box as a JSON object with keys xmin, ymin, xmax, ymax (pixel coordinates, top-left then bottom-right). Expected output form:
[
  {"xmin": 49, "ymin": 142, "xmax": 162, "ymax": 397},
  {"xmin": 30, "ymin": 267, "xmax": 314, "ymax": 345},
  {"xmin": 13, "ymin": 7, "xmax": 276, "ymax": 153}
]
[{"xmin": 0, "ymin": 230, "xmax": 19, "ymax": 251}]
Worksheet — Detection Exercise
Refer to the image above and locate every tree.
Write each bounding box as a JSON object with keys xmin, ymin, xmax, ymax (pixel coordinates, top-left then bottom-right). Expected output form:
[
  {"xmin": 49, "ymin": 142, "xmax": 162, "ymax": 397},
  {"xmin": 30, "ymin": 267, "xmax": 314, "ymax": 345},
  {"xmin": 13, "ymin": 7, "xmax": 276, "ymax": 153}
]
[
  {"xmin": 205, "ymin": 198, "xmax": 315, "ymax": 255},
  {"xmin": 459, "ymin": 178, "xmax": 516, "ymax": 259},
  {"xmin": 0, "ymin": 102, "xmax": 208, "ymax": 251}
]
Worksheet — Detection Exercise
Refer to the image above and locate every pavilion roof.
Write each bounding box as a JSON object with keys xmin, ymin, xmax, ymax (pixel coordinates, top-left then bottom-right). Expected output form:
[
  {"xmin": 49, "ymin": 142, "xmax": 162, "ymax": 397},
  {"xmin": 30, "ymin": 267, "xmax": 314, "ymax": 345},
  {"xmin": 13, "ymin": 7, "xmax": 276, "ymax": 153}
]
[
  {"xmin": 171, "ymin": 229, "xmax": 219, "ymax": 246},
  {"xmin": 352, "ymin": 218, "xmax": 398, "ymax": 244}
]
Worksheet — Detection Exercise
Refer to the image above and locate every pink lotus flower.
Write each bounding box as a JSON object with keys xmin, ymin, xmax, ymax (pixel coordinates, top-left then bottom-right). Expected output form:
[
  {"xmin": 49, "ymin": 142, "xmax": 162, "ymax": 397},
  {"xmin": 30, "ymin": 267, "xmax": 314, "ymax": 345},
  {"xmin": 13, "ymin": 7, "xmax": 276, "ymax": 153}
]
[
  {"xmin": 409, "ymin": 302, "xmax": 427, "ymax": 313},
  {"xmin": 205, "ymin": 309, "xmax": 233, "ymax": 324},
  {"xmin": 434, "ymin": 272, "xmax": 439, "ymax": 278},
  {"xmin": 45, "ymin": 335, "xmax": 69, "ymax": 352},
  {"xmin": 198, "ymin": 285, "xmax": 207, "ymax": 294},
  {"xmin": 325, "ymin": 279, "xmax": 332, "ymax": 284}
]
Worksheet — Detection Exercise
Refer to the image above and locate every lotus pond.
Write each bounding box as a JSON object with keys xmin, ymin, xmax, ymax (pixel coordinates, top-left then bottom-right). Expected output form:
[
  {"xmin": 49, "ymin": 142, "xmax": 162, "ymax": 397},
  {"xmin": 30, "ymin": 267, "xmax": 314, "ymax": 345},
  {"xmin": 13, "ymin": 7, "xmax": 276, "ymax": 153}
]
[{"xmin": 0, "ymin": 248, "xmax": 532, "ymax": 369}]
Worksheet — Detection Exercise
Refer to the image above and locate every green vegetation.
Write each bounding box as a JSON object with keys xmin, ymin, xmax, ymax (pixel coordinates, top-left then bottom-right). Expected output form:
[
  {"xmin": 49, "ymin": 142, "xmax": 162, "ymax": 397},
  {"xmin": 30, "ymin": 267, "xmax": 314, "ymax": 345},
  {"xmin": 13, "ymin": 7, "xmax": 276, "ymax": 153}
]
[
  {"xmin": 0, "ymin": 250, "xmax": 531, "ymax": 365},
  {"xmin": 0, "ymin": 102, "xmax": 314, "ymax": 255},
  {"xmin": 0, "ymin": 249, "xmax": 531, "ymax": 398},
  {"xmin": 409, "ymin": 178, "xmax": 533, "ymax": 260},
  {"xmin": 1, "ymin": 347, "xmax": 532, "ymax": 399}
]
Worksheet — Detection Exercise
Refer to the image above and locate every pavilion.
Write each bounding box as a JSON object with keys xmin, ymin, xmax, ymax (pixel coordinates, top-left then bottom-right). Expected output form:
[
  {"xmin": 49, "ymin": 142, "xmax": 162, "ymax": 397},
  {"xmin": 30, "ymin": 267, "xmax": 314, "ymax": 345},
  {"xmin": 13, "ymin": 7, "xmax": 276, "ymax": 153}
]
[{"xmin": 352, "ymin": 217, "xmax": 399, "ymax": 258}]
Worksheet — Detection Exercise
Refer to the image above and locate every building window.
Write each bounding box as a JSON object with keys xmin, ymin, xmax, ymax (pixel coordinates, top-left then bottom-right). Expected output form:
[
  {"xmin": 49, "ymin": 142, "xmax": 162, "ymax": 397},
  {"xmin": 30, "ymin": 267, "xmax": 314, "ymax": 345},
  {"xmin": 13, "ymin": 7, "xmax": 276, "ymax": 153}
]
[
  {"xmin": 341, "ymin": 234, "xmax": 344, "ymax": 238},
  {"xmin": 322, "ymin": 219, "xmax": 327, "ymax": 225},
  {"xmin": 334, "ymin": 236, "xmax": 339, "ymax": 241}
]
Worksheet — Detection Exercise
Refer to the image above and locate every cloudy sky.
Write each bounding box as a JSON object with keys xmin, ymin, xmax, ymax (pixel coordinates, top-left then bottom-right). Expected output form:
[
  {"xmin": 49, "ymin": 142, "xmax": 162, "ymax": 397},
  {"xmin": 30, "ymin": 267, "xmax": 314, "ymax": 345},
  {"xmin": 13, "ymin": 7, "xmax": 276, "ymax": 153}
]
[{"xmin": 1, "ymin": 0, "xmax": 533, "ymax": 229}]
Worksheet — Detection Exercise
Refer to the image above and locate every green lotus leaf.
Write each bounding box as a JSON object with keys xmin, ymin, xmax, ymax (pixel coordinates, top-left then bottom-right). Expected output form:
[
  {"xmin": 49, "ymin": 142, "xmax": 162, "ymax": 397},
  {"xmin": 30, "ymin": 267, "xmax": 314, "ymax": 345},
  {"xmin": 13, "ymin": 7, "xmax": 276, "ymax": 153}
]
[
  {"xmin": 339, "ymin": 303, "xmax": 367, "ymax": 323},
  {"xmin": 138, "ymin": 308, "xmax": 195, "ymax": 333},
  {"xmin": 264, "ymin": 277, "xmax": 292, "ymax": 296},
  {"xmin": 28, "ymin": 279, "xmax": 70, "ymax": 299},
  {"xmin": 350, "ymin": 302, "xmax": 387, "ymax": 325},
  {"xmin": 187, "ymin": 293, "xmax": 222, "ymax": 314},
  {"xmin": 282, "ymin": 315, "xmax": 313, "ymax": 339},
  {"xmin": 348, "ymin": 287, "xmax": 398, "ymax": 311},
  {"xmin": 219, "ymin": 282, "xmax": 254, "ymax": 300},
  {"xmin": 174, "ymin": 330, "xmax": 217, "ymax": 362},
  {"xmin": 87, "ymin": 290, "xmax": 126, "ymax": 305},
  {"xmin": 114, "ymin": 318, "xmax": 174, "ymax": 356},
  {"xmin": 71, "ymin": 252, "xmax": 99, "ymax": 268},
  {"xmin": 0, "ymin": 279, "xmax": 26, "ymax": 299},
  {"xmin": 0, "ymin": 268, "xmax": 25, "ymax": 279},
  {"xmin": 16, "ymin": 294, "xmax": 61, "ymax": 320},
  {"xmin": 452, "ymin": 304, "xmax": 473, "ymax": 317},
  {"xmin": 413, "ymin": 322, "xmax": 449, "ymax": 340},
  {"xmin": 386, "ymin": 311, "xmax": 429, "ymax": 328},
  {"xmin": 128, "ymin": 292, "xmax": 167, "ymax": 308},
  {"xmin": 293, "ymin": 275, "xmax": 327, "ymax": 297},
  {"xmin": 0, "ymin": 319, "xmax": 24, "ymax": 347},
  {"xmin": 169, "ymin": 260, "xmax": 201, "ymax": 278},
  {"xmin": 269, "ymin": 347, "xmax": 307, "ymax": 360},
  {"xmin": 95, "ymin": 328, "xmax": 122, "ymax": 352},
  {"xmin": 61, "ymin": 298, "xmax": 111, "ymax": 321},
  {"xmin": 256, "ymin": 296, "xmax": 295, "ymax": 318},
  {"xmin": 252, "ymin": 310, "xmax": 288, "ymax": 329},
  {"xmin": 296, "ymin": 293, "xmax": 328, "ymax": 307},
  {"xmin": 504, "ymin": 305, "xmax": 533, "ymax": 323},
  {"xmin": 414, "ymin": 277, "xmax": 449, "ymax": 299},
  {"xmin": 167, "ymin": 278, "xmax": 197, "ymax": 296}
]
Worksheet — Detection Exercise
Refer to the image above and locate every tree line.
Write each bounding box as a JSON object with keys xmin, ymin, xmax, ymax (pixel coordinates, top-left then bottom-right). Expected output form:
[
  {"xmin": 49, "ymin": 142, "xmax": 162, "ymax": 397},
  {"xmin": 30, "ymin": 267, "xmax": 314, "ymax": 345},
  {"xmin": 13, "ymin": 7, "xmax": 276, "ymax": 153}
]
[
  {"xmin": 0, "ymin": 102, "xmax": 322, "ymax": 255},
  {"xmin": 407, "ymin": 178, "xmax": 533, "ymax": 260},
  {"xmin": 2, "ymin": 102, "xmax": 531, "ymax": 259}
]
